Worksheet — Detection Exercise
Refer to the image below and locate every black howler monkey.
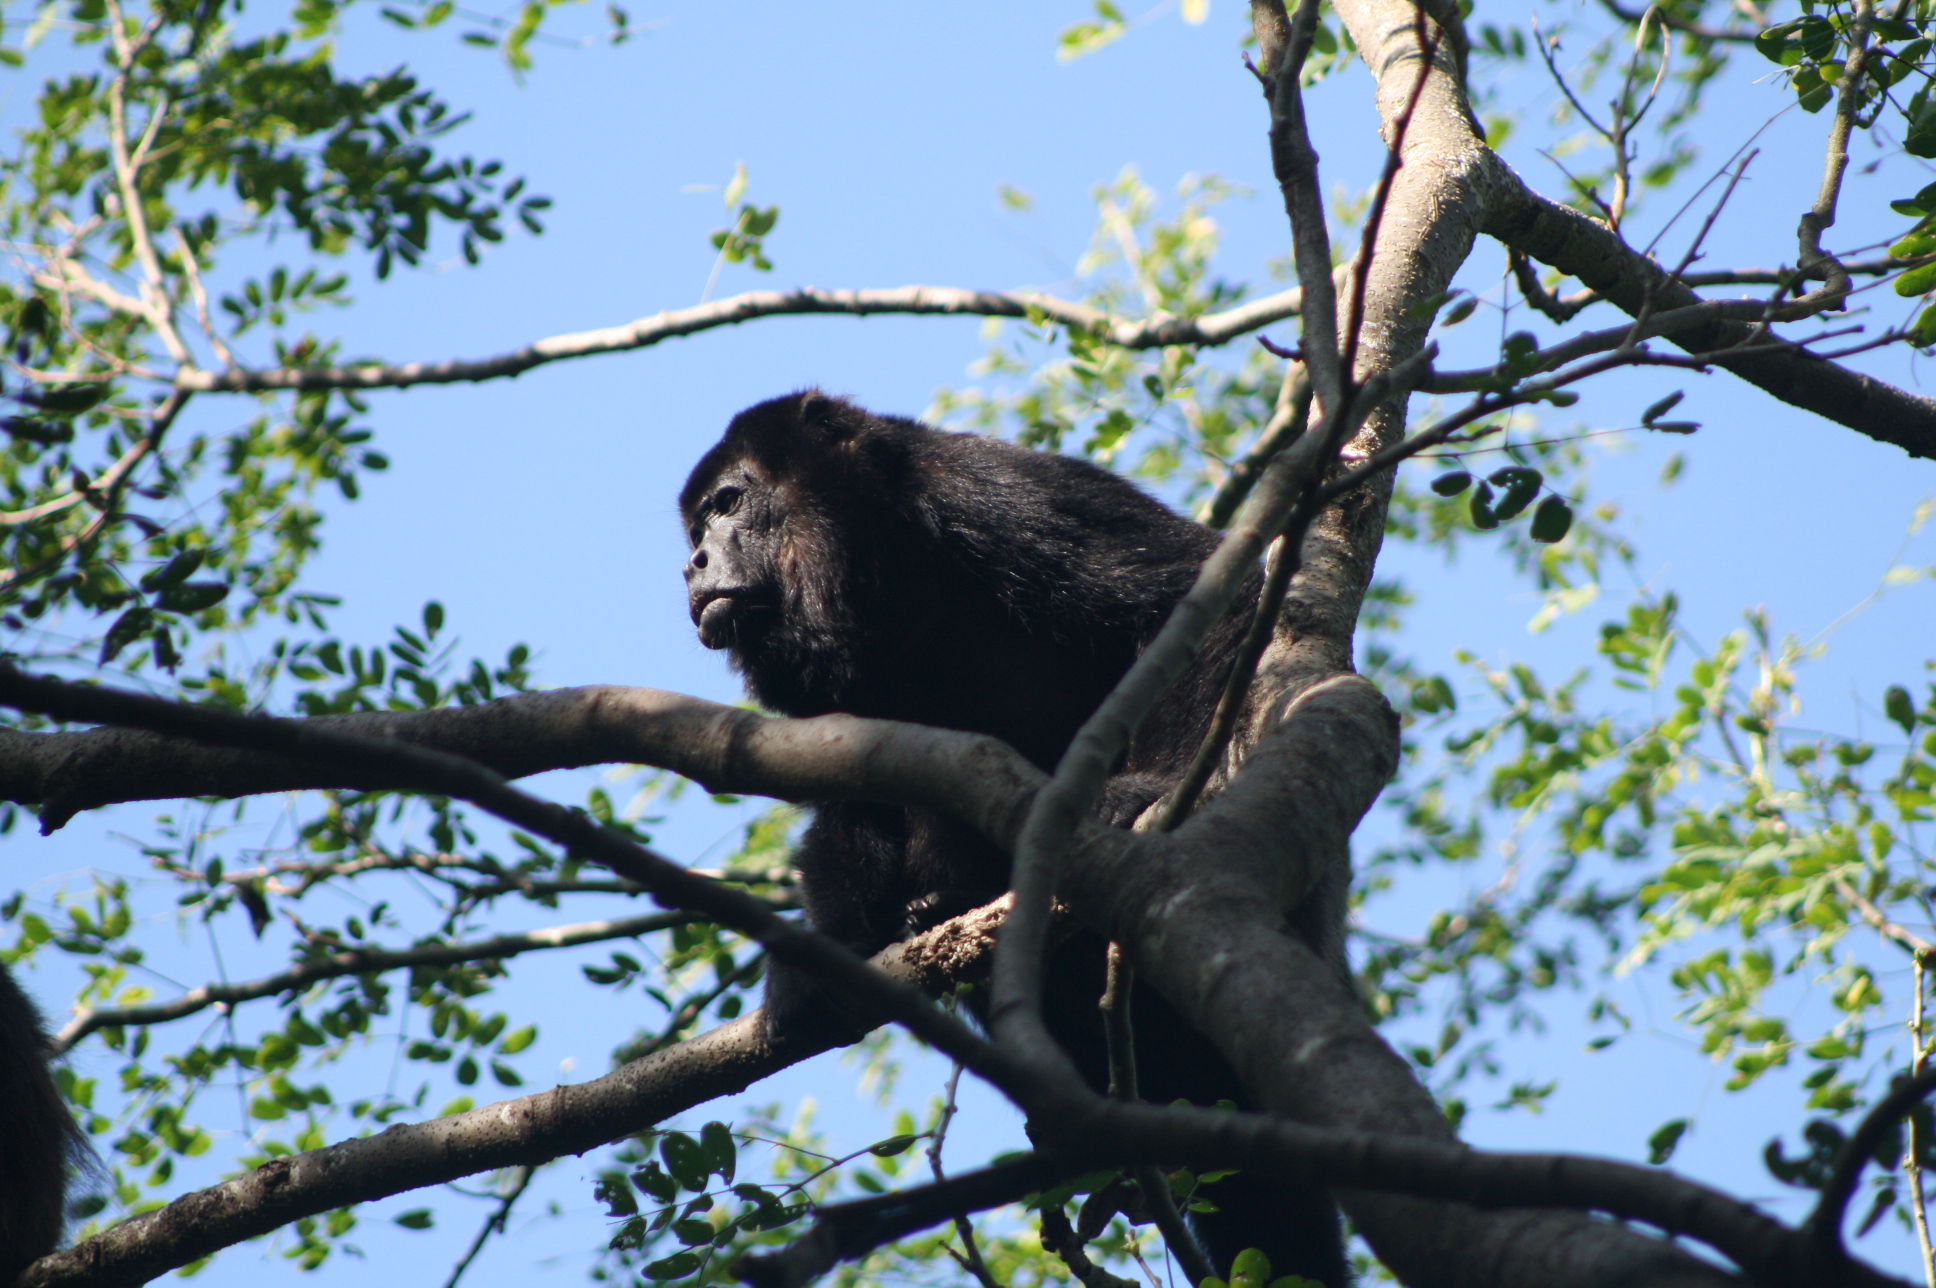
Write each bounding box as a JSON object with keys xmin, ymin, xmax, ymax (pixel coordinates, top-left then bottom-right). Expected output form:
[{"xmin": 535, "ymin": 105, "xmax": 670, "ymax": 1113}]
[
  {"xmin": 681, "ymin": 390, "xmax": 1348, "ymax": 1287},
  {"xmin": 0, "ymin": 962, "xmax": 87, "ymax": 1280}
]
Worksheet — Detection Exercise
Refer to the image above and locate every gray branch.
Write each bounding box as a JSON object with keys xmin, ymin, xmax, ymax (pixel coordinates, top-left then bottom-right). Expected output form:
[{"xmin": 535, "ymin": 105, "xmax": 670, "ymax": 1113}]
[{"xmin": 172, "ymin": 285, "xmax": 1305, "ymax": 394}]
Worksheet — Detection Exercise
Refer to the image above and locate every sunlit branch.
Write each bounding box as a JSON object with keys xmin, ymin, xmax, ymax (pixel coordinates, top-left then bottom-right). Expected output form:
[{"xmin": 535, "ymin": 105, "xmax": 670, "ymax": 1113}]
[
  {"xmin": 171, "ymin": 285, "xmax": 1307, "ymax": 394},
  {"xmin": 1250, "ymin": 0, "xmax": 1346, "ymax": 415},
  {"xmin": 102, "ymin": 0, "xmax": 188, "ymax": 365},
  {"xmin": 0, "ymin": 426, "xmax": 158, "ymax": 527},
  {"xmin": 1795, "ymin": 0, "xmax": 1874, "ymax": 307},
  {"xmin": 0, "ymin": 389, "xmax": 186, "ymax": 589}
]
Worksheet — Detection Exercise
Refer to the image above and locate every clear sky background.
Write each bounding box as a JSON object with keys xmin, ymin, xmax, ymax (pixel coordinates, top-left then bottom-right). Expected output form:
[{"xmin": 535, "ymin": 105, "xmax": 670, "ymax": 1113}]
[{"xmin": 5, "ymin": 1, "xmax": 1936, "ymax": 1283}]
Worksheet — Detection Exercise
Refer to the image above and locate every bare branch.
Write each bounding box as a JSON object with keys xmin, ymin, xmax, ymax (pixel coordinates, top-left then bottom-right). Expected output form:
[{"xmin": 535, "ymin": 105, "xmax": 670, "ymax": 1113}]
[
  {"xmin": 442, "ymin": 1165, "xmax": 534, "ymax": 1288},
  {"xmin": 50, "ymin": 911, "xmax": 743, "ymax": 1052},
  {"xmin": 102, "ymin": 0, "xmax": 188, "ymax": 364},
  {"xmin": 173, "ymin": 227, "xmax": 235, "ymax": 370},
  {"xmin": 1595, "ymin": 0, "xmax": 1761, "ymax": 42},
  {"xmin": 30, "ymin": 261, "xmax": 150, "ymax": 321},
  {"xmin": 1251, "ymin": 0, "xmax": 1346, "ymax": 413},
  {"xmin": 1481, "ymin": 163, "xmax": 1936, "ymax": 459},
  {"xmin": 1795, "ymin": 0, "xmax": 1874, "ymax": 307},
  {"xmin": 172, "ymin": 285, "xmax": 1306, "ymax": 394},
  {"xmin": 1041, "ymin": 1204, "xmax": 1142, "ymax": 1288}
]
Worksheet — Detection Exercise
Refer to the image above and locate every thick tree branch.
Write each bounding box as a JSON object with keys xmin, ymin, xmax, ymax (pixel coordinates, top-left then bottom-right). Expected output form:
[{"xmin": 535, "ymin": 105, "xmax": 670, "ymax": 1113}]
[
  {"xmin": 0, "ymin": 667, "xmax": 1045, "ymax": 1101},
  {"xmin": 24, "ymin": 1010, "xmax": 781, "ymax": 1286},
  {"xmin": 0, "ymin": 683, "xmax": 1034, "ymax": 837}
]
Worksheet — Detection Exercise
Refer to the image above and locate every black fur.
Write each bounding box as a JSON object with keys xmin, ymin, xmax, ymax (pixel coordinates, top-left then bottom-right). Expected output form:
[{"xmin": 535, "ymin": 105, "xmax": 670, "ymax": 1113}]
[
  {"xmin": 682, "ymin": 391, "xmax": 1347, "ymax": 1286},
  {"xmin": 0, "ymin": 962, "xmax": 87, "ymax": 1280}
]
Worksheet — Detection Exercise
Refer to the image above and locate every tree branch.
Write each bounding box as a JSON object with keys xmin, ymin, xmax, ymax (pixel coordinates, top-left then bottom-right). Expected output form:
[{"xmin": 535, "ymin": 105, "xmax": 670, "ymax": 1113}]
[
  {"xmin": 0, "ymin": 666, "xmax": 1046, "ymax": 1101},
  {"xmin": 169, "ymin": 285, "xmax": 1305, "ymax": 394},
  {"xmin": 49, "ymin": 911, "xmax": 748, "ymax": 1053},
  {"xmin": 1480, "ymin": 162, "xmax": 1936, "ymax": 460}
]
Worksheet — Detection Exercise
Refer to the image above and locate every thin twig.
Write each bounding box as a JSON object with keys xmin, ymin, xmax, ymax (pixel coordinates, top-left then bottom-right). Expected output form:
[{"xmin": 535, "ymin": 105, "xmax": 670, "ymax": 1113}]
[
  {"xmin": 1595, "ymin": 0, "xmax": 1760, "ymax": 42},
  {"xmin": 442, "ymin": 1165, "xmax": 535, "ymax": 1288},
  {"xmin": 1795, "ymin": 0, "xmax": 1874, "ymax": 307},
  {"xmin": 1157, "ymin": 530, "xmax": 1301, "ymax": 826},
  {"xmin": 0, "ymin": 389, "xmax": 188, "ymax": 592},
  {"xmin": 1203, "ymin": 363, "xmax": 1312, "ymax": 528},
  {"xmin": 101, "ymin": 0, "xmax": 189, "ymax": 364},
  {"xmin": 173, "ymin": 228, "xmax": 236, "ymax": 369},
  {"xmin": 52, "ymin": 911, "xmax": 726, "ymax": 1053},
  {"xmin": 1910, "ymin": 954, "xmax": 1936, "ymax": 1288},
  {"xmin": 929, "ymin": 1064, "xmax": 1003, "ymax": 1288},
  {"xmin": 1251, "ymin": 0, "xmax": 1346, "ymax": 415},
  {"xmin": 0, "ymin": 429, "xmax": 158, "ymax": 527}
]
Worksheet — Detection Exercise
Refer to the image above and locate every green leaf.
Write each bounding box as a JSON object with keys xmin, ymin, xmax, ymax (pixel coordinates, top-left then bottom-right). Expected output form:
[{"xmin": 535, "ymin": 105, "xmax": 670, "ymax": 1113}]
[
  {"xmin": 1895, "ymin": 261, "xmax": 1936, "ymax": 297},
  {"xmin": 1755, "ymin": 20, "xmax": 1801, "ymax": 63},
  {"xmin": 1430, "ymin": 470, "xmax": 1472, "ymax": 496},
  {"xmin": 100, "ymin": 606, "xmax": 154, "ymax": 664},
  {"xmin": 1502, "ymin": 331, "xmax": 1541, "ymax": 374},
  {"xmin": 661, "ymin": 1132, "xmax": 708, "ymax": 1190},
  {"xmin": 140, "ymin": 550, "xmax": 206, "ymax": 592},
  {"xmin": 1469, "ymin": 480, "xmax": 1499, "ymax": 530},
  {"xmin": 1229, "ymin": 1247, "xmax": 1273, "ymax": 1288},
  {"xmin": 634, "ymin": 1162, "xmax": 678, "ymax": 1203},
  {"xmin": 1648, "ymin": 1118, "xmax": 1688, "ymax": 1164},
  {"xmin": 1530, "ymin": 495, "xmax": 1573, "ymax": 544},
  {"xmin": 642, "ymin": 1251, "xmax": 702, "ymax": 1280},
  {"xmin": 1885, "ymin": 684, "xmax": 1917, "ymax": 734},
  {"xmin": 1909, "ymin": 302, "xmax": 1936, "ymax": 347},
  {"xmin": 672, "ymin": 1217, "xmax": 716, "ymax": 1246},
  {"xmin": 157, "ymin": 581, "xmax": 230, "ymax": 613},
  {"xmin": 700, "ymin": 1120, "xmax": 737, "ymax": 1183},
  {"xmin": 1488, "ymin": 466, "xmax": 1541, "ymax": 520},
  {"xmin": 1640, "ymin": 390, "xmax": 1685, "ymax": 424},
  {"xmin": 34, "ymin": 384, "xmax": 110, "ymax": 415}
]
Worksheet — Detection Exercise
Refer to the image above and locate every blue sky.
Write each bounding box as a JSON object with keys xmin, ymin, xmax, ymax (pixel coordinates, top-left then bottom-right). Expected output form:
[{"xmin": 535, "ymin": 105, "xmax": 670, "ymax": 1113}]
[{"xmin": 6, "ymin": 1, "xmax": 1936, "ymax": 1282}]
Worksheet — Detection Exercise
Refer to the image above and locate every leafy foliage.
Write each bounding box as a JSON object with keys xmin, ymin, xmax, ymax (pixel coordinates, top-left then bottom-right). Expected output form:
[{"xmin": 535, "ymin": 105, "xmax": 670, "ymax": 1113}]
[{"xmin": 2, "ymin": 0, "xmax": 1935, "ymax": 1283}]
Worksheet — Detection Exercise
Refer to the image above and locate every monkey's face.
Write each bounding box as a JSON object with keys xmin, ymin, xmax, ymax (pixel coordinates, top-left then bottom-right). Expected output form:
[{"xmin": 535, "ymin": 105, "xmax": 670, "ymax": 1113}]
[{"xmin": 682, "ymin": 463, "xmax": 781, "ymax": 650}]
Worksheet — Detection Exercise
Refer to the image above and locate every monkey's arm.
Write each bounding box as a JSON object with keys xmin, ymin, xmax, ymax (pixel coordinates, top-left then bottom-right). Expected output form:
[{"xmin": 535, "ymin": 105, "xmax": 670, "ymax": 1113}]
[{"xmin": 760, "ymin": 804, "xmax": 915, "ymax": 1047}]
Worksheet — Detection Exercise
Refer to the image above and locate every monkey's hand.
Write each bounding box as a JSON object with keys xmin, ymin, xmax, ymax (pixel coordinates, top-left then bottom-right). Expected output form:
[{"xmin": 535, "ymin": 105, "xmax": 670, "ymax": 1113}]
[{"xmin": 904, "ymin": 886, "xmax": 1002, "ymax": 935}]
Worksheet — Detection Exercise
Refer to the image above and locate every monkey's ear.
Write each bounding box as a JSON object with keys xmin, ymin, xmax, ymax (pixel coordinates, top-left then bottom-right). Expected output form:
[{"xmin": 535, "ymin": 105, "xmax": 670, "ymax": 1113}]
[{"xmin": 798, "ymin": 390, "xmax": 857, "ymax": 443}]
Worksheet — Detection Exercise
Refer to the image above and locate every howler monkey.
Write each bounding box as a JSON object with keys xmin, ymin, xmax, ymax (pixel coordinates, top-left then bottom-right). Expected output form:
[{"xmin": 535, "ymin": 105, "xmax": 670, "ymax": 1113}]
[
  {"xmin": 0, "ymin": 962, "xmax": 88, "ymax": 1279},
  {"xmin": 681, "ymin": 390, "xmax": 1348, "ymax": 1287}
]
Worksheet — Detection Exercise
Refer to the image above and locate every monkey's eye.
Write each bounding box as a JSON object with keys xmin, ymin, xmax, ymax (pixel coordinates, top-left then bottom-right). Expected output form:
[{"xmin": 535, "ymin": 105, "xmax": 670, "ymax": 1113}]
[{"xmin": 713, "ymin": 485, "xmax": 743, "ymax": 516}]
